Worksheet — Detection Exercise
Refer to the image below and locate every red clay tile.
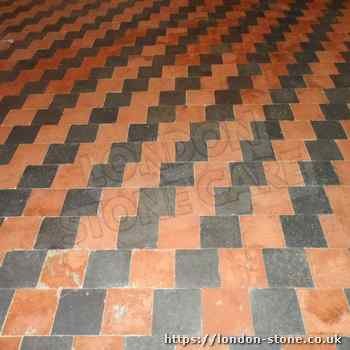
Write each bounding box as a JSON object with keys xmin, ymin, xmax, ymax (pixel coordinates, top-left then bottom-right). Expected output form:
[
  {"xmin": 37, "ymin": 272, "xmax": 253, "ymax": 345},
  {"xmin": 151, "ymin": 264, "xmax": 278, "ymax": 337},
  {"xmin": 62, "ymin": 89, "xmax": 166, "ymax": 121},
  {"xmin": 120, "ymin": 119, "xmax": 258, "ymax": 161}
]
[
  {"xmin": 296, "ymin": 88, "xmax": 328, "ymax": 104},
  {"xmin": 0, "ymin": 337, "xmax": 21, "ymax": 350},
  {"xmin": 187, "ymin": 90, "xmax": 215, "ymax": 105},
  {"xmin": 319, "ymin": 215, "xmax": 350, "ymax": 248},
  {"xmin": 219, "ymin": 120, "xmax": 253, "ymax": 140},
  {"xmin": 336, "ymin": 140, "xmax": 350, "ymax": 160},
  {"xmin": 194, "ymin": 161, "xmax": 231, "ymax": 188},
  {"xmin": 234, "ymin": 104, "xmax": 265, "ymax": 121},
  {"xmin": 324, "ymin": 186, "xmax": 350, "ymax": 216},
  {"xmin": 207, "ymin": 140, "xmax": 242, "ymax": 161},
  {"xmin": 272, "ymin": 140, "xmax": 309, "ymax": 161},
  {"xmin": 291, "ymin": 104, "xmax": 324, "ymax": 121},
  {"xmin": 280, "ymin": 121, "xmax": 315, "ymax": 140},
  {"xmin": 73, "ymin": 336, "xmax": 123, "ymax": 350},
  {"xmin": 51, "ymin": 164, "xmax": 90, "ymax": 189},
  {"xmin": 122, "ymin": 162, "xmax": 160, "ymax": 187},
  {"xmin": 263, "ymin": 161, "xmax": 304, "ymax": 187},
  {"xmin": 158, "ymin": 122, "xmax": 190, "ymax": 142}
]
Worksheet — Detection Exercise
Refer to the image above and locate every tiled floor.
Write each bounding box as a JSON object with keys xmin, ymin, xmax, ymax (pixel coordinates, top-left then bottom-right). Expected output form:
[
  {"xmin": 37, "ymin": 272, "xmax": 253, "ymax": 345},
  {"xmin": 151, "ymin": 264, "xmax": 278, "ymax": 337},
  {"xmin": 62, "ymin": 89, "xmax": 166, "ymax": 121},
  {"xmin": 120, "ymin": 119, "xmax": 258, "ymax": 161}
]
[{"xmin": 0, "ymin": 0, "xmax": 350, "ymax": 349}]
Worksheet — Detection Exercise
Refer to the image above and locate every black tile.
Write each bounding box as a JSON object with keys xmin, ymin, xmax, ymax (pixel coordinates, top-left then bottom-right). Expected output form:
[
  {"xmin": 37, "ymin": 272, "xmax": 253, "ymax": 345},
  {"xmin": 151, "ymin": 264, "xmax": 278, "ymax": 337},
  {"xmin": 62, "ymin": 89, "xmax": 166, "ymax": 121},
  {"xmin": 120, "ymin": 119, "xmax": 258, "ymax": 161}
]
[
  {"xmin": 0, "ymin": 144, "xmax": 17, "ymax": 164},
  {"xmin": 299, "ymin": 161, "xmax": 339, "ymax": 185},
  {"xmin": 53, "ymin": 289, "xmax": 106, "ymax": 335},
  {"xmin": 89, "ymin": 108, "xmax": 118, "ymax": 123},
  {"xmin": 175, "ymin": 77, "xmax": 200, "ymax": 90},
  {"xmin": 264, "ymin": 104, "xmax": 294, "ymax": 121},
  {"xmin": 320, "ymin": 103, "xmax": 350, "ymax": 120},
  {"xmin": 0, "ymin": 189, "xmax": 31, "ymax": 216},
  {"xmin": 305, "ymin": 140, "xmax": 343, "ymax": 160},
  {"xmin": 18, "ymin": 165, "xmax": 57, "ymax": 188},
  {"xmin": 84, "ymin": 250, "xmax": 130, "ymax": 287},
  {"xmin": 138, "ymin": 187, "xmax": 175, "ymax": 217},
  {"xmin": 215, "ymin": 89, "xmax": 242, "ymax": 104},
  {"xmin": 147, "ymin": 105, "xmax": 176, "ymax": 123},
  {"xmin": 279, "ymin": 75, "xmax": 306, "ymax": 88},
  {"xmin": 153, "ymin": 289, "xmax": 201, "ymax": 335},
  {"xmin": 311, "ymin": 121, "xmax": 347, "ymax": 139},
  {"xmin": 159, "ymin": 91, "xmax": 186, "ymax": 105},
  {"xmin": 104, "ymin": 92, "xmax": 131, "ymax": 108},
  {"xmin": 237, "ymin": 63, "xmax": 262, "ymax": 76},
  {"xmin": 289, "ymin": 186, "xmax": 332, "ymax": 214},
  {"xmin": 176, "ymin": 140, "xmax": 208, "ymax": 161},
  {"xmin": 160, "ymin": 162, "xmax": 194, "ymax": 186},
  {"xmin": 21, "ymin": 336, "xmax": 73, "ymax": 350},
  {"xmin": 205, "ymin": 104, "xmax": 234, "ymax": 121},
  {"xmin": 251, "ymin": 288, "xmax": 305, "ymax": 335},
  {"xmin": 5, "ymin": 125, "xmax": 40, "ymax": 144},
  {"xmin": 50, "ymin": 94, "xmax": 78, "ymax": 109},
  {"xmin": 128, "ymin": 124, "xmax": 158, "ymax": 142},
  {"xmin": 118, "ymin": 215, "xmax": 159, "ymax": 248},
  {"xmin": 270, "ymin": 89, "xmax": 298, "ymax": 103},
  {"xmin": 252, "ymin": 121, "xmax": 283, "ymax": 140},
  {"xmin": 35, "ymin": 217, "xmax": 79, "ymax": 249},
  {"xmin": 72, "ymin": 79, "xmax": 97, "ymax": 93},
  {"xmin": 215, "ymin": 186, "xmax": 252, "ymax": 215},
  {"xmin": 263, "ymin": 248, "xmax": 313, "ymax": 287},
  {"xmin": 287, "ymin": 63, "xmax": 312, "ymax": 75},
  {"xmin": 176, "ymin": 249, "xmax": 220, "ymax": 288},
  {"xmin": 61, "ymin": 189, "xmax": 101, "ymax": 216},
  {"xmin": 0, "ymin": 251, "xmax": 46, "ymax": 288},
  {"xmin": 32, "ymin": 108, "xmax": 62, "ymax": 125},
  {"xmin": 227, "ymin": 76, "xmax": 253, "ymax": 89},
  {"xmin": 0, "ymin": 289, "xmax": 14, "ymax": 329},
  {"xmin": 88, "ymin": 164, "xmax": 124, "ymax": 187},
  {"xmin": 230, "ymin": 161, "xmax": 267, "ymax": 185},
  {"xmin": 66, "ymin": 124, "xmax": 98, "ymax": 143},
  {"xmin": 200, "ymin": 215, "xmax": 241, "ymax": 248},
  {"xmin": 190, "ymin": 121, "xmax": 220, "ymax": 140},
  {"xmin": 44, "ymin": 143, "xmax": 79, "ymax": 164},
  {"xmin": 281, "ymin": 215, "xmax": 327, "ymax": 248},
  {"xmin": 240, "ymin": 140, "xmax": 275, "ymax": 161},
  {"xmin": 108, "ymin": 142, "xmax": 141, "ymax": 166},
  {"xmin": 123, "ymin": 78, "xmax": 149, "ymax": 92},
  {"xmin": 331, "ymin": 74, "xmax": 350, "ymax": 88},
  {"xmin": 325, "ymin": 88, "xmax": 350, "ymax": 103}
]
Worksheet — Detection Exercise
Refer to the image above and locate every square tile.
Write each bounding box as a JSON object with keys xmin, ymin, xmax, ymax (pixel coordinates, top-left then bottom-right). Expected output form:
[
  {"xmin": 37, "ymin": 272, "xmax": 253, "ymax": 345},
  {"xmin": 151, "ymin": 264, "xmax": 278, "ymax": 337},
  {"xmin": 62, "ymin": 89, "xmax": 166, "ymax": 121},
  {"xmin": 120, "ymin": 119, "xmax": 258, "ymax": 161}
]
[
  {"xmin": 88, "ymin": 164, "xmax": 124, "ymax": 187},
  {"xmin": 240, "ymin": 141, "xmax": 275, "ymax": 161},
  {"xmin": 21, "ymin": 336, "xmax": 73, "ymax": 350},
  {"xmin": 102, "ymin": 289, "xmax": 153, "ymax": 335},
  {"xmin": 84, "ymin": 250, "xmax": 131, "ymax": 288},
  {"xmin": 263, "ymin": 248, "xmax": 313, "ymax": 287},
  {"xmin": 299, "ymin": 161, "xmax": 340, "ymax": 185},
  {"xmin": 153, "ymin": 289, "xmax": 201, "ymax": 335},
  {"xmin": 176, "ymin": 249, "xmax": 220, "ymax": 288},
  {"xmin": 53, "ymin": 289, "xmax": 106, "ymax": 335},
  {"xmin": 281, "ymin": 215, "xmax": 327, "ymax": 248},
  {"xmin": 176, "ymin": 140, "xmax": 208, "ymax": 161},
  {"xmin": 289, "ymin": 186, "xmax": 332, "ymax": 214},
  {"xmin": 0, "ymin": 189, "xmax": 31, "ymax": 216},
  {"xmin": 160, "ymin": 162, "xmax": 194, "ymax": 186},
  {"xmin": 147, "ymin": 106, "xmax": 176, "ymax": 123},
  {"xmin": 5, "ymin": 126, "xmax": 40, "ymax": 144},
  {"xmin": 215, "ymin": 186, "xmax": 252, "ymax": 215},
  {"xmin": 264, "ymin": 104, "xmax": 294, "ymax": 120},
  {"xmin": 0, "ymin": 289, "xmax": 14, "ymax": 330},
  {"xmin": 66, "ymin": 125, "xmax": 98, "ymax": 143},
  {"xmin": 306, "ymin": 140, "xmax": 343, "ymax": 160},
  {"xmin": 35, "ymin": 217, "xmax": 79, "ymax": 249},
  {"xmin": 230, "ymin": 161, "xmax": 267, "ymax": 185},
  {"xmin": 18, "ymin": 165, "xmax": 57, "ymax": 188},
  {"xmin": 312, "ymin": 121, "xmax": 347, "ymax": 139},
  {"xmin": 108, "ymin": 142, "xmax": 141, "ymax": 166},
  {"xmin": 0, "ymin": 251, "xmax": 46, "ymax": 288},
  {"xmin": 200, "ymin": 216, "xmax": 241, "ymax": 248},
  {"xmin": 251, "ymin": 288, "xmax": 305, "ymax": 335},
  {"xmin": 205, "ymin": 104, "xmax": 234, "ymax": 121},
  {"xmin": 128, "ymin": 124, "xmax": 158, "ymax": 142},
  {"xmin": 44, "ymin": 144, "xmax": 79, "ymax": 164},
  {"xmin": 61, "ymin": 189, "xmax": 101, "ymax": 216},
  {"xmin": 118, "ymin": 216, "xmax": 158, "ymax": 248}
]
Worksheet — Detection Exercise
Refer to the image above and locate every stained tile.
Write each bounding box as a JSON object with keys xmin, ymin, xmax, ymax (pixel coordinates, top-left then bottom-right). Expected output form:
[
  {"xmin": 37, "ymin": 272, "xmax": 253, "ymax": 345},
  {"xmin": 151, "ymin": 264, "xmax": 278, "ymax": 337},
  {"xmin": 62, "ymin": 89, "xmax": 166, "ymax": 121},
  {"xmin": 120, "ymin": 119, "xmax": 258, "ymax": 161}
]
[
  {"xmin": 147, "ymin": 105, "xmax": 176, "ymax": 123},
  {"xmin": 230, "ymin": 161, "xmax": 267, "ymax": 185},
  {"xmin": 240, "ymin": 141, "xmax": 275, "ymax": 161},
  {"xmin": 61, "ymin": 189, "xmax": 101, "ymax": 216},
  {"xmin": 176, "ymin": 140, "xmax": 208, "ymax": 161},
  {"xmin": 128, "ymin": 124, "xmax": 158, "ymax": 142},
  {"xmin": 159, "ymin": 91, "xmax": 186, "ymax": 105},
  {"xmin": 88, "ymin": 164, "xmax": 124, "ymax": 187},
  {"xmin": 206, "ymin": 104, "xmax": 234, "ymax": 121},
  {"xmin": 90, "ymin": 108, "xmax": 118, "ymax": 123},
  {"xmin": 160, "ymin": 162, "xmax": 194, "ymax": 186},
  {"xmin": 73, "ymin": 336, "xmax": 122, "ymax": 350},
  {"xmin": 66, "ymin": 124, "xmax": 98, "ymax": 143},
  {"xmin": 190, "ymin": 121, "xmax": 220, "ymax": 141},
  {"xmin": 215, "ymin": 186, "xmax": 252, "ymax": 215},
  {"xmin": 44, "ymin": 144, "xmax": 79, "ymax": 164},
  {"xmin": 264, "ymin": 104, "xmax": 294, "ymax": 121},
  {"xmin": 0, "ymin": 144, "xmax": 18, "ymax": 164},
  {"xmin": 18, "ymin": 165, "xmax": 57, "ymax": 188},
  {"xmin": 108, "ymin": 142, "xmax": 141, "ymax": 166}
]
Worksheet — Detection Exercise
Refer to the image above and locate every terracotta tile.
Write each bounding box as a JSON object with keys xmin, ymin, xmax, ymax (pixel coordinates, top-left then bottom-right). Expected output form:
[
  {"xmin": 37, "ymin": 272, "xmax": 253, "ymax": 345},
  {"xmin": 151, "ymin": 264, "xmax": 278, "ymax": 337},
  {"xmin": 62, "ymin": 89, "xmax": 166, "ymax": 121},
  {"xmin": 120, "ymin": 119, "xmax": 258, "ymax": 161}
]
[
  {"xmin": 194, "ymin": 161, "xmax": 230, "ymax": 188},
  {"xmin": 75, "ymin": 143, "xmax": 110, "ymax": 165},
  {"xmin": 272, "ymin": 140, "xmax": 309, "ymax": 161},
  {"xmin": 96, "ymin": 79, "xmax": 123, "ymax": 93},
  {"xmin": 52, "ymin": 164, "xmax": 90, "ymax": 189},
  {"xmin": 11, "ymin": 144, "xmax": 48, "ymax": 166},
  {"xmin": 234, "ymin": 104, "xmax": 265, "ymax": 121},
  {"xmin": 240, "ymin": 215, "xmax": 285, "ymax": 248},
  {"xmin": 35, "ymin": 125, "xmax": 70, "ymax": 143},
  {"xmin": 0, "ymin": 217, "xmax": 41, "ymax": 251},
  {"xmin": 0, "ymin": 127, "xmax": 12, "ymax": 143},
  {"xmin": 76, "ymin": 92, "xmax": 105, "ymax": 108},
  {"xmin": 73, "ymin": 336, "xmax": 123, "ymax": 350},
  {"xmin": 304, "ymin": 75, "xmax": 335, "ymax": 89},
  {"xmin": 187, "ymin": 90, "xmax": 215, "ymax": 105},
  {"xmin": 118, "ymin": 105, "xmax": 148, "ymax": 124},
  {"xmin": 283, "ymin": 344, "xmax": 335, "ymax": 350},
  {"xmin": 297, "ymin": 289, "xmax": 350, "ymax": 335},
  {"xmin": 96, "ymin": 123, "xmax": 128, "ymax": 143},
  {"xmin": 3, "ymin": 110, "xmax": 36, "ymax": 126},
  {"xmin": 319, "ymin": 215, "xmax": 350, "ymax": 248},
  {"xmin": 332, "ymin": 161, "xmax": 350, "ymax": 185},
  {"xmin": 220, "ymin": 120, "xmax": 253, "ymax": 140},
  {"xmin": 158, "ymin": 215, "xmax": 200, "ymax": 249},
  {"xmin": 341, "ymin": 120, "xmax": 350, "ymax": 138},
  {"xmin": 325, "ymin": 186, "xmax": 350, "ymax": 216},
  {"xmin": 158, "ymin": 122, "xmax": 190, "ymax": 142},
  {"xmin": 141, "ymin": 141, "xmax": 175, "ymax": 163},
  {"xmin": 207, "ymin": 140, "xmax": 242, "ymax": 161},
  {"xmin": 24, "ymin": 189, "xmax": 67, "ymax": 216},
  {"xmin": 162, "ymin": 65, "xmax": 187, "ymax": 78},
  {"xmin": 23, "ymin": 93, "xmax": 53, "ymax": 109},
  {"xmin": 296, "ymin": 88, "xmax": 328, "ymax": 104},
  {"xmin": 176, "ymin": 105, "xmax": 206, "ymax": 122},
  {"xmin": 280, "ymin": 121, "xmax": 315, "ymax": 140},
  {"xmin": 0, "ymin": 337, "xmax": 21, "ymax": 350},
  {"xmin": 219, "ymin": 248, "xmax": 267, "ymax": 288},
  {"xmin": 201, "ymin": 76, "xmax": 228, "ymax": 90},
  {"xmin": 3, "ymin": 289, "xmax": 58, "ymax": 335},
  {"xmin": 202, "ymin": 288, "xmax": 253, "ymax": 335},
  {"xmin": 131, "ymin": 91, "xmax": 159, "ymax": 106},
  {"xmin": 251, "ymin": 186, "xmax": 294, "ymax": 215},
  {"xmin": 148, "ymin": 78, "xmax": 175, "ymax": 91},
  {"xmin": 291, "ymin": 104, "xmax": 324, "ymax": 121},
  {"xmin": 336, "ymin": 140, "xmax": 350, "ymax": 160},
  {"xmin": 241, "ymin": 89, "xmax": 272, "ymax": 104},
  {"xmin": 0, "ymin": 164, "xmax": 25, "ymax": 188},
  {"xmin": 46, "ymin": 80, "xmax": 74, "ymax": 93},
  {"xmin": 101, "ymin": 289, "xmax": 153, "ymax": 335},
  {"xmin": 122, "ymin": 162, "xmax": 160, "ymax": 187},
  {"xmin": 39, "ymin": 250, "xmax": 89, "ymax": 288},
  {"xmin": 59, "ymin": 109, "xmax": 90, "ymax": 125},
  {"xmin": 130, "ymin": 250, "xmax": 175, "ymax": 288},
  {"xmin": 307, "ymin": 248, "xmax": 350, "ymax": 288},
  {"xmin": 263, "ymin": 161, "xmax": 304, "ymax": 187}
]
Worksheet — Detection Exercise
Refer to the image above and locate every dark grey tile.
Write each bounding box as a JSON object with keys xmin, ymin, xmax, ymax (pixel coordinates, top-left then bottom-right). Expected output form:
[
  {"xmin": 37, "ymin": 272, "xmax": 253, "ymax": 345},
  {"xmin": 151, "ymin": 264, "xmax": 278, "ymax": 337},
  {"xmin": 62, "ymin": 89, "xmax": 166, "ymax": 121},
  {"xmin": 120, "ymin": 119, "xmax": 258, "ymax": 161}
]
[
  {"xmin": 264, "ymin": 104, "xmax": 294, "ymax": 120},
  {"xmin": 147, "ymin": 105, "xmax": 176, "ymax": 123},
  {"xmin": 0, "ymin": 189, "xmax": 31, "ymax": 216},
  {"xmin": 66, "ymin": 125, "xmax": 98, "ymax": 143},
  {"xmin": 35, "ymin": 217, "xmax": 79, "ymax": 249},
  {"xmin": 331, "ymin": 74, "xmax": 350, "ymax": 88},
  {"xmin": 230, "ymin": 162, "xmax": 267, "ymax": 185},
  {"xmin": 72, "ymin": 79, "xmax": 97, "ymax": 93},
  {"xmin": 320, "ymin": 103, "xmax": 350, "ymax": 120},
  {"xmin": 89, "ymin": 108, "xmax": 118, "ymax": 123},
  {"xmin": 238, "ymin": 63, "xmax": 262, "ymax": 76},
  {"xmin": 0, "ymin": 251, "xmax": 46, "ymax": 288},
  {"xmin": 345, "ymin": 289, "xmax": 350, "ymax": 304},
  {"xmin": 289, "ymin": 186, "xmax": 332, "ymax": 214},
  {"xmin": 84, "ymin": 250, "xmax": 130, "ymax": 287},
  {"xmin": 53, "ymin": 289, "xmax": 106, "ymax": 335},
  {"xmin": 263, "ymin": 248, "xmax": 313, "ymax": 287},
  {"xmin": 21, "ymin": 336, "xmax": 73, "ymax": 350},
  {"xmin": 176, "ymin": 249, "xmax": 220, "ymax": 288},
  {"xmin": 215, "ymin": 186, "xmax": 252, "ymax": 215},
  {"xmin": 61, "ymin": 189, "xmax": 101, "ymax": 216},
  {"xmin": 176, "ymin": 140, "xmax": 208, "ymax": 161},
  {"xmin": 50, "ymin": 94, "xmax": 78, "ymax": 109},
  {"xmin": 88, "ymin": 164, "xmax": 124, "ymax": 187},
  {"xmin": 251, "ymin": 288, "xmax": 305, "ymax": 335},
  {"xmin": 312, "ymin": 121, "xmax": 347, "ymax": 139},
  {"xmin": 190, "ymin": 121, "xmax": 220, "ymax": 141},
  {"xmin": 200, "ymin": 216, "xmax": 241, "ymax": 248},
  {"xmin": 251, "ymin": 121, "xmax": 283, "ymax": 140},
  {"xmin": 188, "ymin": 64, "xmax": 212, "ymax": 77},
  {"xmin": 159, "ymin": 91, "xmax": 186, "ymax": 105},
  {"xmin": 0, "ymin": 289, "xmax": 14, "ymax": 329},
  {"xmin": 279, "ymin": 75, "xmax": 306, "ymax": 88},
  {"xmin": 206, "ymin": 104, "xmax": 234, "ymax": 121},
  {"xmin": 287, "ymin": 63, "xmax": 312, "ymax": 75},
  {"xmin": 32, "ymin": 109, "xmax": 63, "ymax": 125},
  {"xmin": 306, "ymin": 140, "xmax": 343, "ymax": 160},
  {"xmin": 44, "ymin": 144, "xmax": 79, "ymax": 164},
  {"xmin": 126, "ymin": 336, "xmax": 174, "ymax": 350},
  {"xmin": 18, "ymin": 165, "xmax": 57, "ymax": 188},
  {"xmin": 240, "ymin": 141, "xmax": 275, "ymax": 161},
  {"xmin": 123, "ymin": 78, "xmax": 149, "ymax": 92},
  {"xmin": 138, "ymin": 187, "xmax": 175, "ymax": 217},
  {"xmin": 153, "ymin": 289, "xmax": 201, "ymax": 335},
  {"xmin": 5, "ymin": 125, "xmax": 40, "ymax": 144},
  {"xmin": 337, "ymin": 337, "xmax": 350, "ymax": 350},
  {"xmin": 175, "ymin": 77, "xmax": 200, "ymax": 91},
  {"xmin": 270, "ymin": 89, "xmax": 298, "ymax": 103},
  {"xmin": 325, "ymin": 88, "xmax": 350, "ymax": 103},
  {"xmin": 104, "ymin": 92, "xmax": 131, "ymax": 108},
  {"xmin": 227, "ymin": 76, "xmax": 253, "ymax": 89},
  {"xmin": 0, "ymin": 144, "xmax": 17, "ymax": 165},
  {"xmin": 118, "ymin": 216, "xmax": 158, "ymax": 249},
  {"xmin": 215, "ymin": 90, "xmax": 242, "ymax": 104},
  {"xmin": 128, "ymin": 124, "xmax": 158, "ymax": 142},
  {"xmin": 299, "ymin": 161, "xmax": 339, "ymax": 185},
  {"xmin": 108, "ymin": 142, "xmax": 141, "ymax": 167},
  {"xmin": 160, "ymin": 162, "xmax": 194, "ymax": 186}
]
